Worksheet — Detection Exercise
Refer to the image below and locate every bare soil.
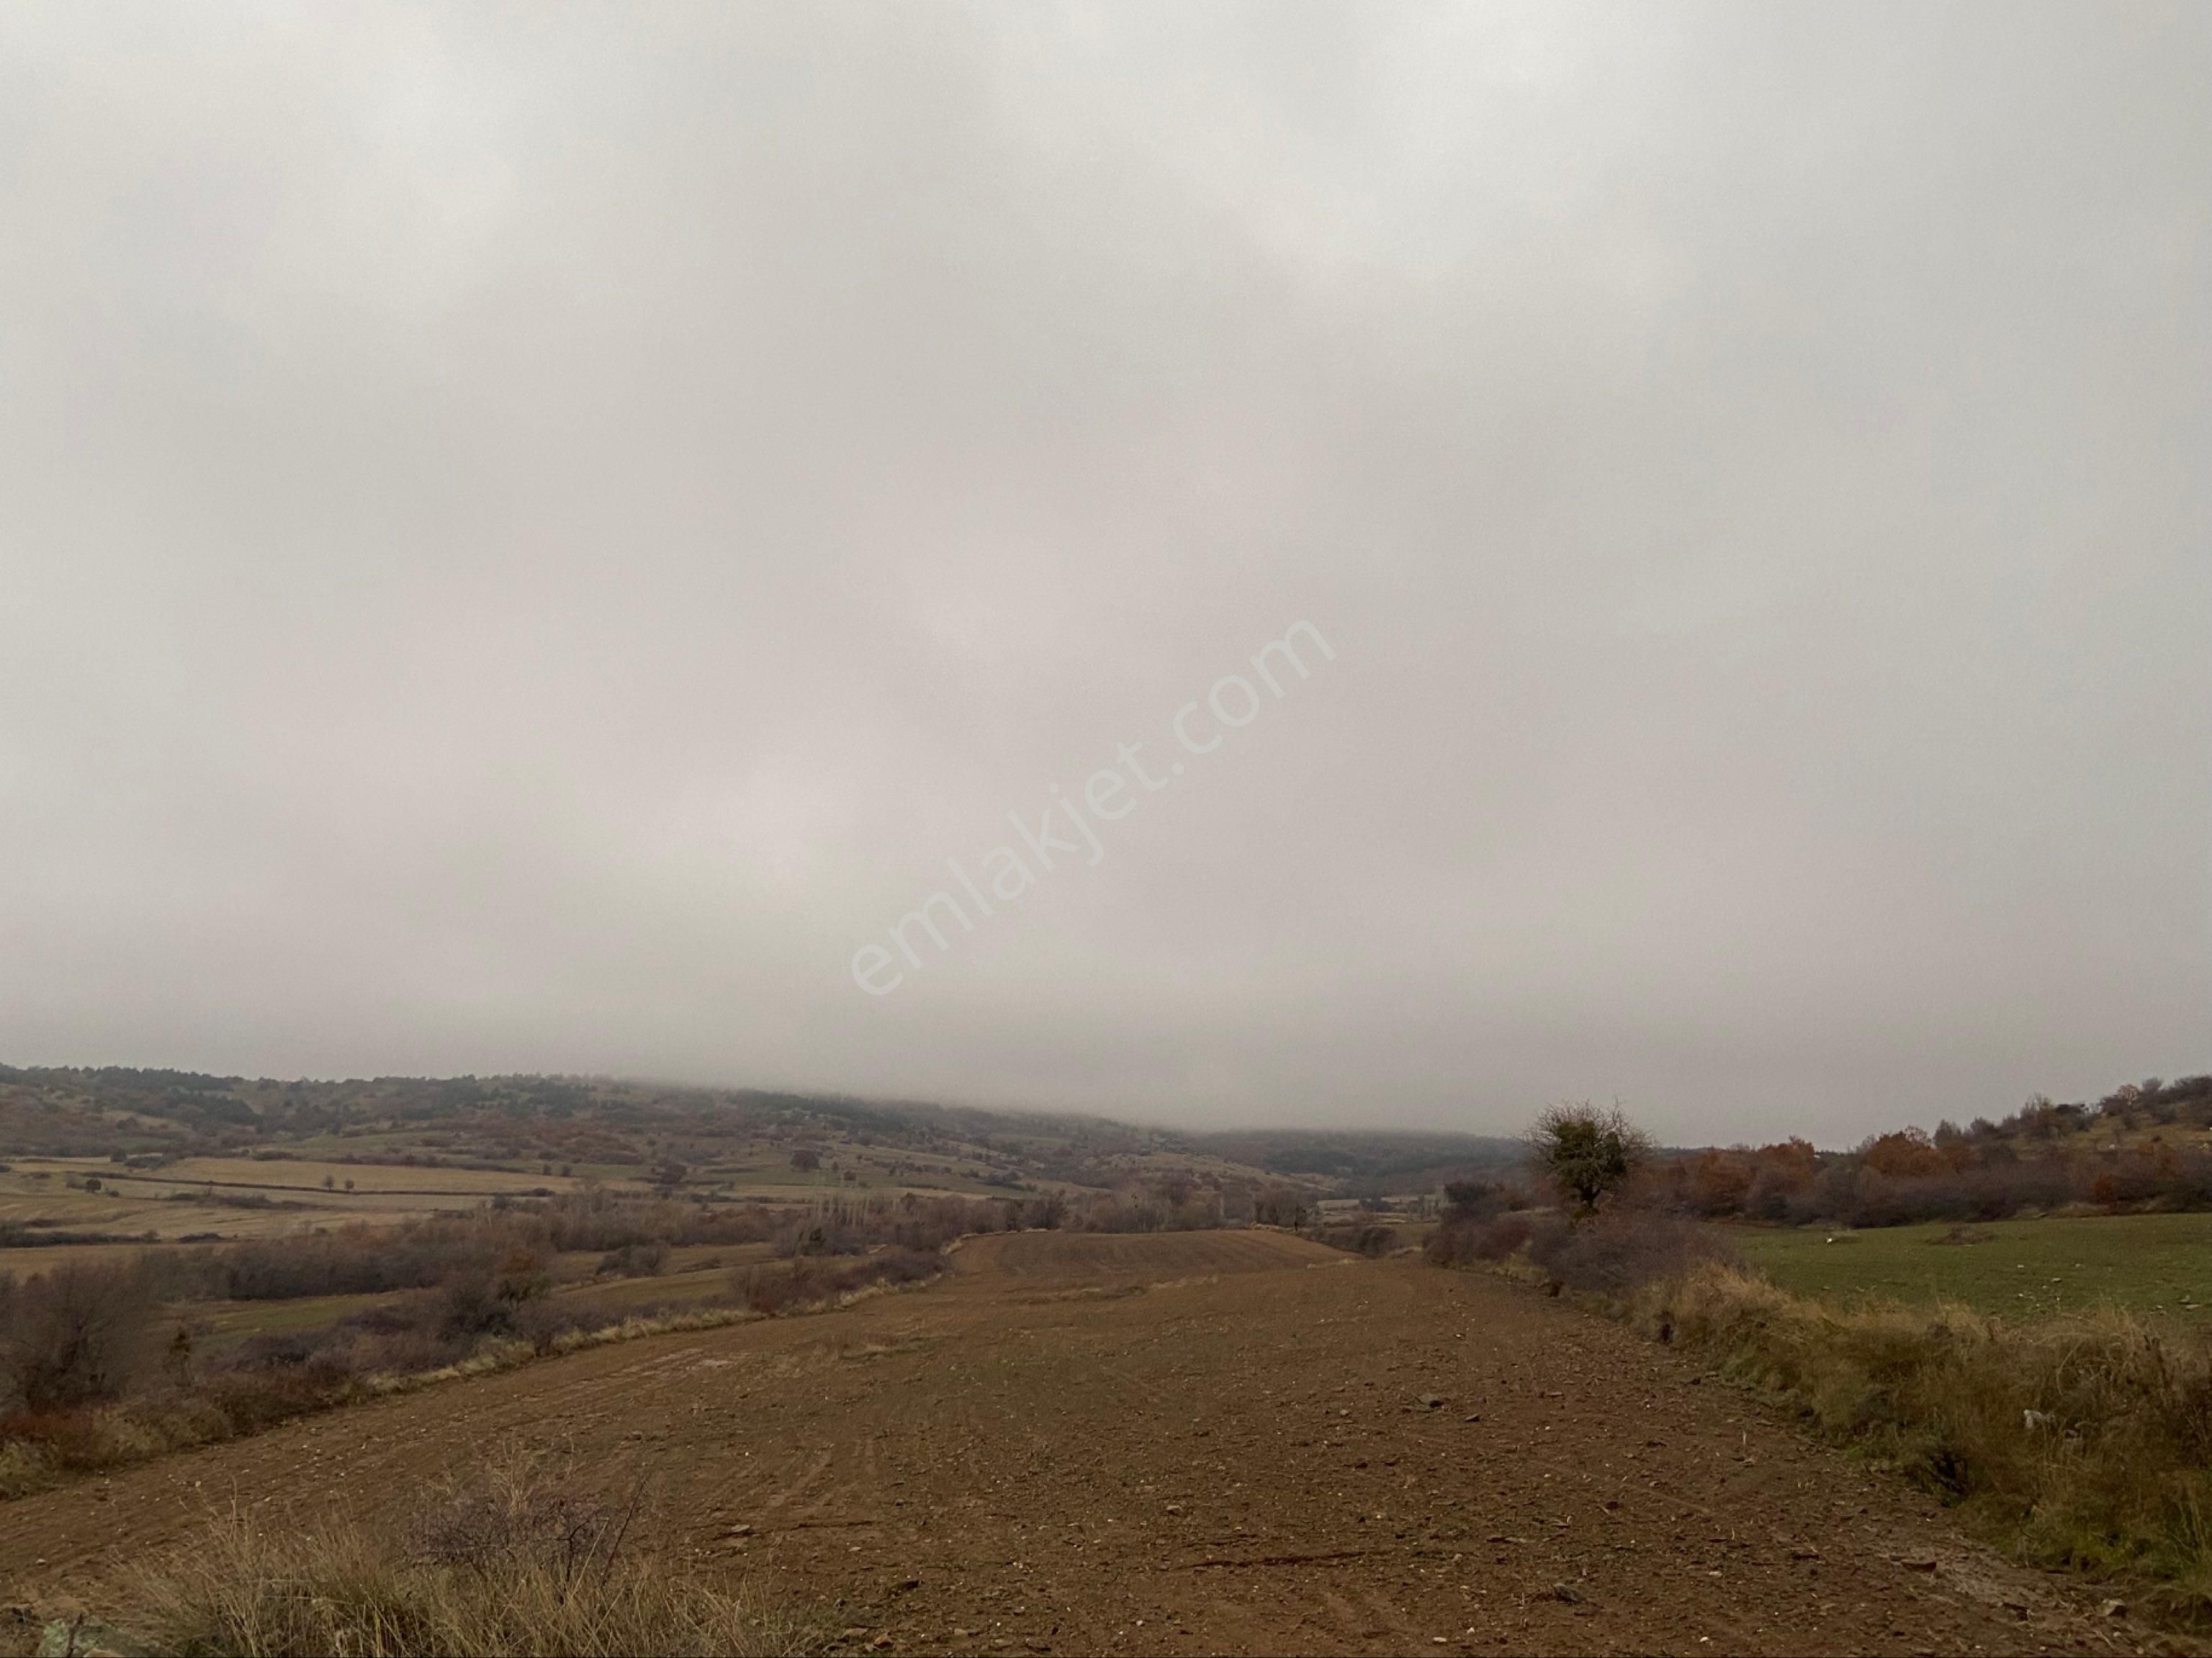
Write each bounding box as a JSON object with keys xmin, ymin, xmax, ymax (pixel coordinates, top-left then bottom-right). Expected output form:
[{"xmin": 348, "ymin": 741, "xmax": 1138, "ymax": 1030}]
[{"xmin": 0, "ymin": 1231, "xmax": 2185, "ymax": 1655}]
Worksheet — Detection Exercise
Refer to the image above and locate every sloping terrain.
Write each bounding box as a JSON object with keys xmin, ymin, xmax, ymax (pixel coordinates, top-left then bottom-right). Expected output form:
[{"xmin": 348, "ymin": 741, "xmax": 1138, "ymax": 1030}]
[{"xmin": 0, "ymin": 1233, "xmax": 2170, "ymax": 1656}]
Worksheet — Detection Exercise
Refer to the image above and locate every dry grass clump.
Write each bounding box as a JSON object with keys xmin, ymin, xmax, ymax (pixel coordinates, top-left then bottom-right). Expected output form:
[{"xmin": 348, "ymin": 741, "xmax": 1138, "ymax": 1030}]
[
  {"xmin": 1637, "ymin": 1263, "xmax": 2212, "ymax": 1614},
  {"xmin": 116, "ymin": 1451, "xmax": 809, "ymax": 1657},
  {"xmin": 404, "ymin": 1445, "xmax": 632, "ymax": 1576}
]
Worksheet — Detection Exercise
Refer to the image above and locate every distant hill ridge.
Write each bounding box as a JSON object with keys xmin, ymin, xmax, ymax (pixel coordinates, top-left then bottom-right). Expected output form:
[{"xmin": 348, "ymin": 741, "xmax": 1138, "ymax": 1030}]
[{"xmin": 0, "ymin": 1062, "xmax": 1522, "ymax": 1198}]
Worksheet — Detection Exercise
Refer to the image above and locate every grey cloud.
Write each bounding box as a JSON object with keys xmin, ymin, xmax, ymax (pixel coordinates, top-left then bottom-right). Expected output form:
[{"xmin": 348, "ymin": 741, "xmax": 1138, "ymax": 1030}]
[{"xmin": 1, "ymin": 3, "xmax": 2206, "ymax": 1145}]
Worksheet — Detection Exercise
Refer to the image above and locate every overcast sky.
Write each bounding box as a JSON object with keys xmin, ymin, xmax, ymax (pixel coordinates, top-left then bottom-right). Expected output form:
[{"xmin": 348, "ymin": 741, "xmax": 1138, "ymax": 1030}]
[{"xmin": 1, "ymin": 4, "xmax": 2206, "ymax": 1146}]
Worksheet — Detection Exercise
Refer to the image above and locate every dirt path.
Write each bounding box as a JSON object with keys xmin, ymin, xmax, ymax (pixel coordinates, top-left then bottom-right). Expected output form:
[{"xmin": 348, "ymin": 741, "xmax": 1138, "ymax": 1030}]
[{"xmin": 0, "ymin": 1233, "xmax": 2182, "ymax": 1655}]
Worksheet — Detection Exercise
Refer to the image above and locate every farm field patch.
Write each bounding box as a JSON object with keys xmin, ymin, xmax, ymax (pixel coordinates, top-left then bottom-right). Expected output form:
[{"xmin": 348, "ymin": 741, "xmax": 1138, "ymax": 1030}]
[
  {"xmin": 0, "ymin": 1233, "xmax": 2147, "ymax": 1655},
  {"xmin": 1730, "ymin": 1211, "xmax": 2212, "ymax": 1322}
]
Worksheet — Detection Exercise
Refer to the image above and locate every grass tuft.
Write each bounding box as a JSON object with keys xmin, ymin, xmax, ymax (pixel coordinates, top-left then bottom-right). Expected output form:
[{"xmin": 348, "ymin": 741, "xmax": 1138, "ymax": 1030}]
[{"xmin": 112, "ymin": 1450, "xmax": 813, "ymax": 1657}]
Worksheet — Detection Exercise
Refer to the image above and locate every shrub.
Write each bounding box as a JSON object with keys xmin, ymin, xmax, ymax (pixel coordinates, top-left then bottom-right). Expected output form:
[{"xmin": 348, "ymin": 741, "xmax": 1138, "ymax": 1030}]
[
  {"xmin": 0, "ymin": 1260, "xmax": 154, "ymax": 1412},
  {"xmin": 777, "ymin": 1217, "xmax": 863, "ymax": 1258},
  {"xmin": 492, "ymin": 1246, "xmax": 552, "ymax": 1305},
  {"xmin": 736, "ymin": 1260, "xmax": 817, "ymax": 1315},
  {"xmin": 1316, "ymin": 1224, "xmax": 1398, "ymax": 1257},
  {"xmin": 1524, "ymin": 1207, "xmax": 1737, "ymax": 1296},
  {"xmin": 597, "ymin": 1241, "xmax": 670, "ymax": 1277},
  {"xmin": 1424, "ymin": 1209, "xmax": 1535, "ymax": 1266},
  {"xmin": 1439, "ymin": 1180, "xmax": 1514, "ymax": 1222},
  {"xmin": 734, "ymin": 1248, "xmax": 945, "ymax": 1315},
  {"xmin": 437, "ymin": 1276, "xmax": 517, "ymax": 1343},
  {"xmin": 866, "ymin": 1248, "xmax": 948, "ymax": 1287},
  {"xmin": 405, "ymin": 1446, "xmax": 623, "ymax": 1580},
  {"xmin": 199, "ymin": 1359, "xmax": 366, "ymax": 1433},
  {"xmin": 1251, "ymin": 1186, "xmax": 1309, "ymax": 1229},
  {"xmin": 1743, "ymin": 1165, "xmax": 1812, "ymax": 1225}
]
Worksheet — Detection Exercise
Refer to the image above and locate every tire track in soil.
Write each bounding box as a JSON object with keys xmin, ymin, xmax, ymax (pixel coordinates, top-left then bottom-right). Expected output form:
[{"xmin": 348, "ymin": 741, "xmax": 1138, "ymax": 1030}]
[{"xmin": 0, "ymin": 1230, "xmax": 2186, "ymax": 1656}]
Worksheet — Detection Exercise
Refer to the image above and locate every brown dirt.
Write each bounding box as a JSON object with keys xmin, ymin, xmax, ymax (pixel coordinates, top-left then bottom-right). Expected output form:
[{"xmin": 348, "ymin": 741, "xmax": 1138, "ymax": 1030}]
[{"xmin": 0, "ymin": 1231, "xmax": 2188, "ymax": 1655}]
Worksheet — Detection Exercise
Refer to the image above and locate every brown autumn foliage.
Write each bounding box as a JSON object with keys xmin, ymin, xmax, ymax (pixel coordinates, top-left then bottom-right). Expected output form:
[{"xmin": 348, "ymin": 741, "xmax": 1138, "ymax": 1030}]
[{"xmin": 1641, "ymin": 1074, "xmax": 2212, "ymax": 1229}]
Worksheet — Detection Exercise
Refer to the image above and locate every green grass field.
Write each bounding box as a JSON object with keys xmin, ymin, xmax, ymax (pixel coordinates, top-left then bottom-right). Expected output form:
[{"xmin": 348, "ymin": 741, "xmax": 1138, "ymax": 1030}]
[
  {"xmin": 1729, "ymin": 1212, "xmax": 2212, "ymax": 1323},
  {"xmin": 190, "ymin": 1289, "xmax": 408, "ymax": 1349}
]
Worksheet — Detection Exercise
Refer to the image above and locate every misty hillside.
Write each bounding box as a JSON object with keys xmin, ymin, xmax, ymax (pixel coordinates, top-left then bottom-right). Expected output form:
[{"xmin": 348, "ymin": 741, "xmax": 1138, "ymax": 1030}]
[{"xmin": 0, "ymin": 1063, "xmax": 1521, "ymax": 1201}]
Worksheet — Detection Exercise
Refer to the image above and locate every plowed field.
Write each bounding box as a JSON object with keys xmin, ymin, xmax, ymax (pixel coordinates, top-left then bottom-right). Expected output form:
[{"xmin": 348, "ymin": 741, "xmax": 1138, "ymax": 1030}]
[{"xmin": 0, "ymin": 1232, "xmax": 2174, "ymax": 1655}]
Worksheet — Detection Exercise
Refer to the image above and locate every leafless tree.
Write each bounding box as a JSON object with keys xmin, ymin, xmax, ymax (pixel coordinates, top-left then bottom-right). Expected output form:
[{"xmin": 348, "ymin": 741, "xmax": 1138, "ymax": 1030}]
[{"xmin": 0, "ymin": 1259, "xmax": 156, "ymax": 1411}]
